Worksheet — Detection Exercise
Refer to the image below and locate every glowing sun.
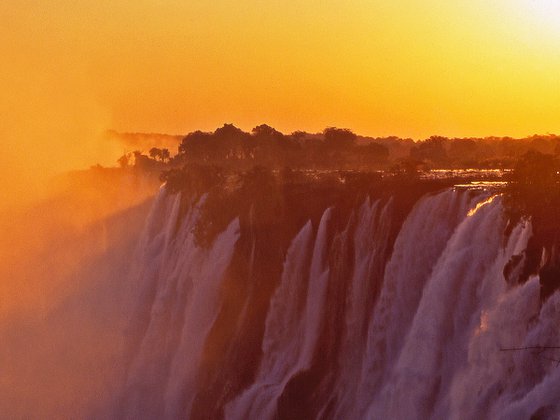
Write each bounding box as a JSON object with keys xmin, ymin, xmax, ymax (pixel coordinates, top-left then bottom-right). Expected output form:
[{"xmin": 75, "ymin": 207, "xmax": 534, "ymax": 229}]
[{"xmin": 524, "ymin": 0, "xmax": 560, "ymax": 29}]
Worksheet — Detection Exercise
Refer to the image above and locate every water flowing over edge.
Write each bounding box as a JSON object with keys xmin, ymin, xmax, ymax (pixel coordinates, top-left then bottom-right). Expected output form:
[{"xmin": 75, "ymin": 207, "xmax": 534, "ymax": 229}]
[{"xmin": 112, "ymin": 187, "xmax": 560, "ymax": 420}]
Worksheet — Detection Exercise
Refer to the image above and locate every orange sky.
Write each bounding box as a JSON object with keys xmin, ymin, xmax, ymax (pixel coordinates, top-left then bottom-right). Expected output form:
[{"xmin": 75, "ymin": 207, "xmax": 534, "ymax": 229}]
[{"xmin": 1, "ymin": 0, "xmax": 560, "ymax": 204}]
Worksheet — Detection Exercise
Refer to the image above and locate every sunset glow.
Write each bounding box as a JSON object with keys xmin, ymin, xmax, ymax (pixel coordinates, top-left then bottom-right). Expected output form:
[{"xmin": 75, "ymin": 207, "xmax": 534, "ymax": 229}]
[
  {"xmin": 522, "ymin": 0, "xmax": 560, "ymax": 32},
  {"xmin": 1, "ymin": 0, "xmax": 560, "ymax": 205},
  {"xmin": 3, "ymin": 2, "xmax": 560, "ymax": 418}
]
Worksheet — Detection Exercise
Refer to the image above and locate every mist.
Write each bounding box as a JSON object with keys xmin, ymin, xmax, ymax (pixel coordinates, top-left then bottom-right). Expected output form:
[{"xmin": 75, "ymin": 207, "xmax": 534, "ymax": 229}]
[
  {"xmin": 0, "ymin": 196, "xmax": 154, "ymax": 417},
  {"xmin": 0, "ymin": 49, "xmax": 156, "ymax": 413},
  {"xmin": 0, "ymin": 65, "xmax": 114, "ymax": 211},
  {"xmin": 1, "ymin": 0, "xmax": 558, "ymax": 417},
  {"xmin": 0, "ymin": 167, "xmax": 161, "ymax": 417}
]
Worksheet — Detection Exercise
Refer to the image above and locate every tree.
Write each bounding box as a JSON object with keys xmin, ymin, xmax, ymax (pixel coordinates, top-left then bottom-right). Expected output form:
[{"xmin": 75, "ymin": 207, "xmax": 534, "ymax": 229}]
[
  {"xmin": 504, "ymin": 150, "xmax": 560, "ymax": 227},
  {"xmin": 149, "ymin": 147, "xmax": 162, "ymax": 161},
  {"xmin": 160, "ymin": 148, "xmax": 170, "ymax": 162},
  {"xmin": 179, "ymin": 130, "xmax": 213, "ymax": 161},
  {"xmin": 161, "ymin": 163, "xmax": 224, "ymax": 195},
  {"xmin": 117, "ymin": 154, "xmax": 129, "ymax": 168},
  {"xmin": 132, "ymin": 150, "xmax": 156, "ymax": 171},
  {"xmin": 448, "ymin": 139, "xmax": 477, "ymax": 163},
  {"xmin": 252, "ymin": 124, "xmax": 283, "ymax": 140},
  {"xmin": 214, "ymin": 124, "xmax": 251, "ymax": 161},
  {"xmin": 410, "ymin": 136, "xmax": 449, "ymax": 165},
  {"xmin": 323, "ymin": 127, "xmax": 357, "ymax": 150},
  {"xmin": 251, "ymin": 124, "xmax": 300, "ymax": 166},
  {"xmin": 291, "ymin": 130, "xmax": 308, "ymax": 141},
  {"xmin": 214, "ymin": 123, "xmax": 247, "ymax": 141}
]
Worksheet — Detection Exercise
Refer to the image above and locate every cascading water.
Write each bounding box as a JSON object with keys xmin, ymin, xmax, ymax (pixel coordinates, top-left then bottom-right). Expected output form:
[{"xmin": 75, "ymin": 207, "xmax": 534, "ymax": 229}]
[
  {"xmin": 113, "ymin": 191, "xmax": 240, "ymax": 419},
  {"xmin": 106, "ymin": 185, "xmax": 560, "ymax": 419},
  {"xmin": 342, "ymin": 189, "xmax": 478, "ymax": 418}
]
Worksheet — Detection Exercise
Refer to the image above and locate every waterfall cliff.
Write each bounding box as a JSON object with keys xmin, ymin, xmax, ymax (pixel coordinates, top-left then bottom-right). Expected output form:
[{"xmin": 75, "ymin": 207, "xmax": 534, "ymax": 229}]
[{"xmin": 106, "ymin": 185, "xmax": 560, "ymax": 419}]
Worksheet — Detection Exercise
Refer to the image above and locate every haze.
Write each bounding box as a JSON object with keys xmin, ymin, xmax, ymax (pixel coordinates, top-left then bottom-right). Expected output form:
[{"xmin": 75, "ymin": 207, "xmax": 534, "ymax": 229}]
[
  {"xmin": 2, "ymin": 0, "xmax": 560, "ymax": 207},
  {"xmin": 1, "ymin": 2, "xmax": 560, "ymax": 417}
]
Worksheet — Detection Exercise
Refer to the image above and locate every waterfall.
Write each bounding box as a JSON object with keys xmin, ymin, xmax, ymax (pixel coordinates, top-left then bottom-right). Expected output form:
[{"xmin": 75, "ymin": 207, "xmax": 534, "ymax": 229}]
[
  {"xmin": 107, "ymin": 186, "xmax": 560, "ymax": 419},
  {"xmin": 224, "ymin": 221, "xmax": 314, "ymax": 419},
  {"xmin": 115, "ymin": 189, "xmax": 240, "ymax": 419}
]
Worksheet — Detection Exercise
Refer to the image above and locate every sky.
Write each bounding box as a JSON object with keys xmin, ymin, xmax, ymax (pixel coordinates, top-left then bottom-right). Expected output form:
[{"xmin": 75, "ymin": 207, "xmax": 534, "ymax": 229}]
[{"xmin": 1, "ymin": 0, "xmax": 560, "ymax": 204}]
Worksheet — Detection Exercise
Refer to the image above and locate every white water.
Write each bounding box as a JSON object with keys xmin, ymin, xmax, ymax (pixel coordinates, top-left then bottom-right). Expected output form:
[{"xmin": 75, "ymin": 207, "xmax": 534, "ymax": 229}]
[
  {"xmin": 115, "ymin": 190, "xmax": 240, "ymax": 419},
  {"xmin": 367, "ymin": 196, "xmax": 531, "ymax": 419},
  {"xmin": 110, "ymin": 187, "xmax": 560, "ymax": 419},
  {"xmin": 224, "ymin": 209, "xmax": 333, "ymax": 419},
  {"xmin": 321, "ymin": 197, "xmax": 393, "ymax": 418}
]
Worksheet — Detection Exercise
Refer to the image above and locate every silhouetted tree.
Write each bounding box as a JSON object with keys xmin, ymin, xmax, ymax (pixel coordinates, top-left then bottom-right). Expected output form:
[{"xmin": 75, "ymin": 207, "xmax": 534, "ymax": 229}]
[
  {"xmin": 323, "ymin": 127, "xmax": 357, "ymax": 150},
  {"xmin": 179, "ymin": 130, "xmax": 213, "ymax": 161},
  {"xmin": 252, "ymin": 124, "xmax": 283, "ymax": 141},
  {"xmin": 149, "ymin": 147, "xmax": 162, "ymax": 161},
  {"xmin": 291, "ymin": 131, "xmax": 308, "ymax": 141},
  {"xmin": 410, "ymin": 136, "xmax": 449, "ymax": 166},
  {"xmin": 160, "ymin": 148, "xmax": 170, "ymax": 162},
  {"xmin": 117, "ymin": 154, "xmax": 129, "ymax": 168},
  {"xmin": 448, "ymin": 139, "xmax": 477, "ymax": 164},
  {"xmin": 214, "ymin": 124, "xmax": 251, "ymax": 161},
  {"xmin": 132, "ymin": 151, "xmax": 157, "ymax": 171},
  {"xmin": 161, "ymin": 163, "xmax": 224, "ymax": 195}
]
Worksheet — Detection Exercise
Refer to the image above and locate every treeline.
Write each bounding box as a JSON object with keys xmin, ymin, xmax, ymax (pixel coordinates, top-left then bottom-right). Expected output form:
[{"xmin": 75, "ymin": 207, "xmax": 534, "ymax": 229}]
[
  {"xmin": 162, "ymin": 163, "xmax": 458, "ymax": 248},
  {"xmin": 360, "ymin": 132, "xmax": 560, "ymax": 169},
  {"xmin": 109, "ymin": 123, "xmax": 560, "ymax": 299},
  {"xmin": 160, "ymin": 147, "xmax": 560, "ymax": 301},
  {"xmin": 404, "ymin": 134, "xmax": 560, "ymax": 169},
  {"xmin": 173, "ymin": 124, "xmax": 388, "ymax": 171},
  {"xmin": 116, "ymin": 124, "xmax": 560, "ymax": 171}
]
